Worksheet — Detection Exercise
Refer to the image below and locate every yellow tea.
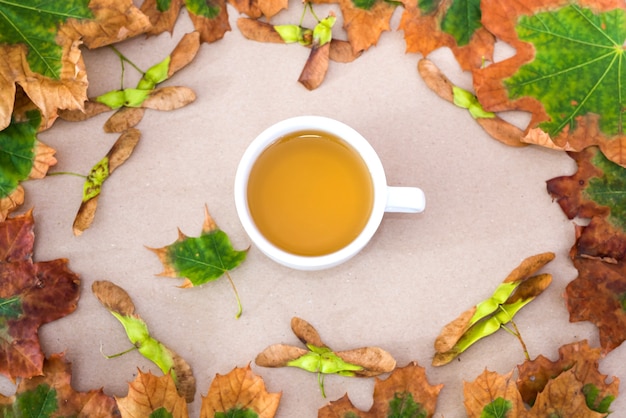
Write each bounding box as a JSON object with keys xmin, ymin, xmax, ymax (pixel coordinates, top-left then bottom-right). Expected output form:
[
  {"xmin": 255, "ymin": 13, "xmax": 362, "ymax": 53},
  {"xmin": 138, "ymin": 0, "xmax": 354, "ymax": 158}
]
[{"xmin": 247, "ymin": 130, "xmax": 374, "ymax": 256}]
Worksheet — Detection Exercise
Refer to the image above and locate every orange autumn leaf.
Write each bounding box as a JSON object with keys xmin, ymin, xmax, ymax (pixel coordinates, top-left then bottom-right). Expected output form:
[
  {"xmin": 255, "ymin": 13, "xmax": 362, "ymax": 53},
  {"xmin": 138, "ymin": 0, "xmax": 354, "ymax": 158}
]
[
  {"xmin": 0, "ymin": 353, "xmax": 119, "ymax": 417},
  {"xmin": 116, "ymin": 370, "xmax": 189, "ymax": 418},
  {"xmin": 319, "ymin": 362, "xmax": 443, "ymax": 417},
  {"xmin": 398, "ymin": 0, "xmax": 494, "ymax": 70},
  {"xmin": 200, "ymin": 364, "xmax": 281, "ymax": 418}
]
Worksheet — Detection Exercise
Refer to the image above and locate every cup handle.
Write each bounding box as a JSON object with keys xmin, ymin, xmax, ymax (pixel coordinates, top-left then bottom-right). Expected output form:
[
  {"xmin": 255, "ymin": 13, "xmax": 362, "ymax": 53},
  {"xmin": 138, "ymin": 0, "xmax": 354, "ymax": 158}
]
[{"xmin": 385, "ymin": 186, "xmax": 425, "ymax": 213}]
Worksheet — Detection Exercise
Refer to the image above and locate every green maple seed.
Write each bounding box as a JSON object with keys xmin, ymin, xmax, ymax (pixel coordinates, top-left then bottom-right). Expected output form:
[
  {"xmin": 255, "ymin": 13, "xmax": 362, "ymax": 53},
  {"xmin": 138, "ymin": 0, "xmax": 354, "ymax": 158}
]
[
  {"xmin": 137, "ymin": 56, "xmax": 172, "ymax": 90},
  {"xmin": 452, "ymin": 86, "xmax": 495, "ymax": 119},
  {"xmin": 287, "ymin": 344, "xmax": 363, "ymax": 376},
  {"xmin": 274, "ymin": 25, "xmax": 306, "ymax": 44},
  {"xmin": 313, "ymin": 15, "xmax": 336, "ymax": 46},
  {"xmin": 82, "ymin": 157, "xmax": 109, "ymax": 202},
  {"xmin": 95, "ymin": 88, "xmax": 152, "ymax": 109}
]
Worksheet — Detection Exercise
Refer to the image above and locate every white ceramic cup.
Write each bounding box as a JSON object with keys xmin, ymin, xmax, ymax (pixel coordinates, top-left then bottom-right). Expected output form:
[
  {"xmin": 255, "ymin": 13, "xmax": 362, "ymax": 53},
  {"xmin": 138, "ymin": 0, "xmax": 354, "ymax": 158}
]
[{"xmin": 234, "ymin": 116, "xmax": 425, "ymax": 270}]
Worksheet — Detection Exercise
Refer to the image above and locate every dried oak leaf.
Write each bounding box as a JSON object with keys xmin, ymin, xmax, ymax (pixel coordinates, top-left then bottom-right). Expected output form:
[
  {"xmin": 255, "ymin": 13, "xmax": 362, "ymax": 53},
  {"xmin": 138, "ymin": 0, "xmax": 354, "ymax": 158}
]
[
  {"xmin": 464, "ymin": 341, "xmax": 619, "ymax": 416},
  {"xmin": 474, "ymin": 0, "xmax": 626, "ymax": 165},
  {"xmin": 0, "ymin": 0, "xmax": 150, "ymax": 131},
  {"xmin": 140, "ymin": 0, "xmax": 231, "ymax": 43},
  {"xmin": 313, "ymin": 0, "xmax": 396, "ymax": 54},
  {"xmin": 116, "ymin": 370, "xmax": 189, "ymax": 418},
  {"xmin": 547, "ymin": 147, "xmax": 626, "ymax": 352},
  {"xmin": 200, "ymin": 364, "xmax": 281, "ymax": 418},
  {"xmin": 399, "ymin": 0, "xmax": 495, "ymax": 70},
  {"xmin": 319, "ymin": 362, "xmax": 443, "ymax": 418},
  {"xmin": 0, "ymin": 110, "xmax": 57, "ymax": 221},
  {"xmin": 0, "ymin": 353, "xmax": 120, "ymax": 417},
  {"xmin": 0, "ymin": 211, "xmax": 81, "ymax": 381}
]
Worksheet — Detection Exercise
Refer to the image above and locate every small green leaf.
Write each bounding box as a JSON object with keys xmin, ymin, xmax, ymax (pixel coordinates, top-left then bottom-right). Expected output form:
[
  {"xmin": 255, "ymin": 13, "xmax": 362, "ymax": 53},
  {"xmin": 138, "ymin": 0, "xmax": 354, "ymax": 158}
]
[
  {"xmin": 156, "ymin": 0, "xmax": 172, "ymax": 13},
  {"xmin": 15, "ymin": 384, "xmax": 58, "ymax": 417},
  {"xmin": 0, "ymin": 110, "xmax": 41, "ymax": 199},
  {"xmin": 440, "ymin": 0, "xmax": 482, "ymax": 46},
  {"xmin": 480, "ymin": 397, "xmax": 512, "ymax": 418},
  {"xmin": 352, "ymin": 0, "xmax": 377, "ymax": 10},
  {"xmin": 150, "ymin": 407, "xmax": 174, "ymax": 418},
  {"xmin": 419, "ymin": 0, "xmax": 441, "ymax": 15},
  {"xmin": 185, "ymin": 0, "xmax": 221, "ymax": 19},
  {"xmin": 388, "ymin": 392, "xmax": 427, "ymax": 418},
  {"xmin": 582, "ymin": 383, "xmax": 615, "ymax": 414},
  {"xmin": 0, "ymin": 296, "xmax": 22, "ymax": 320},
  {"xmin": 215, "ymin": 408, "xmax": 259, "ymax": 418},
  {"xmin": 585, "ymin": 150, "xmax": 626, "ymax": 230}
]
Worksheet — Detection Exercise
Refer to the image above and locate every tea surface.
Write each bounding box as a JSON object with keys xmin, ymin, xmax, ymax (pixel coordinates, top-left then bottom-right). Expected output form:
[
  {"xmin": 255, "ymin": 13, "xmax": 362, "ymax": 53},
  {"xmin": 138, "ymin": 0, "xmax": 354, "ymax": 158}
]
[{"xmin": 247, "ymin": 131, "xmax": 374, "ymax": 256}]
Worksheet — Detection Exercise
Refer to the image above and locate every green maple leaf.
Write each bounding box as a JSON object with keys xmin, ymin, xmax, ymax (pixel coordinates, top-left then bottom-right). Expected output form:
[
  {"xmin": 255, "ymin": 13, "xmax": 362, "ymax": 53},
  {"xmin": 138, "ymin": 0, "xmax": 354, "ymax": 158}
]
[
  {"xmin": 0, "ymin": 0, "xmax": 93, "ymax": 79},
  {"xmin": 441, "ymin": 0, "xmax": 482, "ymax": 46},
  {"xmin": 388, "ymin": 392, "xmax": 427, "ymax": 418},
  {"xmin": 149, "ymin": 206, "xmax": 248, "ymax": 318},
  {"xmin": 0, "ymin": 384, "xmax": 58, "ymax": 417},
  {"xmin": 215, "ymin": 408, "xmax": 258, "ymax": 418},
  {"xmin": 0, "ymin": 111, "xmax": 40, "ymax": 200},
  {"xmin": 481, "ymin": 397, "xmax": 512, "ymax": 418},
  {"xmin": 504, "ymin": 5, "xmax": 626, "ymax": 137}
]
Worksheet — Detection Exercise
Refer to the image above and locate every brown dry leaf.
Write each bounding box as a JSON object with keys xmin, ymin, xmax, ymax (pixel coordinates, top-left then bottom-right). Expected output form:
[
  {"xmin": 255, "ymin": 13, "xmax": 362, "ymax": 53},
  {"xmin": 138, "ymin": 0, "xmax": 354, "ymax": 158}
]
[
  {"xmin": 299, "ymin": 42, "xmax": 331, "ymax": 91},
  {"xmin": 58, "ymin": 101, "xmax": 113, "ymax": 122},
  {"xmin": 257, "ymin": 0, "xmax": 289, "ymax": 19},
  {"xmin": 463, "ymin": 369, "xmax": 526, "ymax": 417},
  {"xmin": 291, "ymin": 316, "xmax": 326, "ymax": 347},
  {"xmin": 417, "ymin": 58, "xmax": 526, "ymax": 147},
  {"xmin": 0, "ymin": 0, "xmax": 151, "ymax": 131},
  {"xmin": 116, "ymin": 370, "xmax": 189, "ymax": 418},
  {"xmin": 320, "ymin": 362, "xmax": 442, "ymax": 418},
  {"xmin": 141, "ymin": 0, "xmax": 185, "ymax": 35},
  {"xmin": 141, "ymin": 86, "xmax": 197, "ymax": 110},
  {"xmin": 399, "ymin": 0, "xmax": 495, "ymax": 71},
  {"xmin": 314, "ymin": 0, "xmax": 396, "ymax": 54},
  {"xmin": 73, "ymin": 128, "xmax": 141, "ymax": 236},
  {"xmin": 0, "ymin": 188, "xmax": 25, "ymax": 223},
  {"xmin": 200, "ymin": 364, "xmax": 281, "ymax": 418},
  {"xmin": 530, "ymin": 369, "xmax": 604, "ymax": 417},
  {"xmin": 104, "ymin": 107, "xmax": 147, "ymax": 133}
]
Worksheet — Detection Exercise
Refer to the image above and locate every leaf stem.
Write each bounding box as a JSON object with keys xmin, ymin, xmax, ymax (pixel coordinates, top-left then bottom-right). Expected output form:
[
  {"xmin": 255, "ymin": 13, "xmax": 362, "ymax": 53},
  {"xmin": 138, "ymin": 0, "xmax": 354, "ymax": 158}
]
[
  {"xmin": 100, "ymin": 343, "xmax": 138, "ymax": 359},
  {"xmin": 47, "ymin": 171, "xmax": 87, "ymax": 179},
  {"xmin": 318, "ymin": 372, "xmax": 326, "ymax": 398},
  {"xmin": 109, "ymin": 46, "xmax": 145, "ymax": 75},
  {"xmin": 498, "ymin": 306, "xmax": 530, "ymax": 361},
  {"xmin": 307, "ymin": 2, "xmax": 321, "ymax": 23},
  {"xmin": 225, "ymin": 271, "xmax": 243, "ymax": 319}
]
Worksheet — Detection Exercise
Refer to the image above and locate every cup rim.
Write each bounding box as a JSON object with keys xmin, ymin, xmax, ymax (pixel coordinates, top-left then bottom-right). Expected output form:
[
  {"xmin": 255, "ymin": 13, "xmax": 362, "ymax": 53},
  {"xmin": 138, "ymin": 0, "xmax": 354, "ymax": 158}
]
[{"xmin": 234, "ymin": 115, "xmax": 387, "ymax": 270}]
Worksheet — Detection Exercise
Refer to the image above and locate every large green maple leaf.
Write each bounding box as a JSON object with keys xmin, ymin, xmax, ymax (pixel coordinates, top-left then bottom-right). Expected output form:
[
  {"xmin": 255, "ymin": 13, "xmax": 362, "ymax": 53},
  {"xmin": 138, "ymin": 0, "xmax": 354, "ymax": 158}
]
[
  {"xmin": 0, "ymin": 0, "xmax": 150, "ymax": 130},
  {"xmin": 548, "ymin": 147, "xmax": 626, "ymax": 353},
  {"xmin": 0, "ymin": 0, "xmax": 93, "ymax": 79},
  {"xmin": 475, "ymin": 0, "xmax": 626, "ymax": 161}
]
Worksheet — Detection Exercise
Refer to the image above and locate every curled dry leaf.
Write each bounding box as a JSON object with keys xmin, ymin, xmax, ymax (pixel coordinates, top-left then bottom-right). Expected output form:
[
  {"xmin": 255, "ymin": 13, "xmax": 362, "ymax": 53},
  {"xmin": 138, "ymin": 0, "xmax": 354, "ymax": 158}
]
[
  {"xmin": 73, "ymin": 128, "xmax": 140, "ymax": 236},
  {"xmin": 433, "ymin": 252, "xmax": 554, "ymax": 366},
  {"xmin": 92, "ymin": 280, "xmax": 197, "ymax": 402},
  {"xmin": 200, "ymin": 364, "xmax": 281, "ymax": 418},
  {"xmin": 116, "ymin": 369, "xmax": 189, "ymax": 418},
  {"xmin": 299, "ymin": 42, "xmax": 331, "ymax": 91}
]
